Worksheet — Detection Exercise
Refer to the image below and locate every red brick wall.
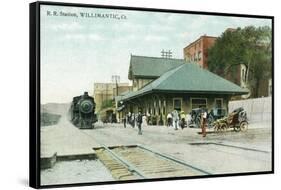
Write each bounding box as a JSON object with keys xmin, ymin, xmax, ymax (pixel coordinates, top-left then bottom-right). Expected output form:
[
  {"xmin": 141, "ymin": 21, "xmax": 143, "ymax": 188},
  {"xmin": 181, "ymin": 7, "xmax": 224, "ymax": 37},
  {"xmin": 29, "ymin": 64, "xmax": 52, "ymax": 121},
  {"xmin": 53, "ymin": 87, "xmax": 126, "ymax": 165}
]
[
  {"xmin": 202, "ymin": 37, "xmax": 216, "ymax": 68},
  {"xmin": 184, "ymin": 36, "xmax": 216, "ymax": 69}
]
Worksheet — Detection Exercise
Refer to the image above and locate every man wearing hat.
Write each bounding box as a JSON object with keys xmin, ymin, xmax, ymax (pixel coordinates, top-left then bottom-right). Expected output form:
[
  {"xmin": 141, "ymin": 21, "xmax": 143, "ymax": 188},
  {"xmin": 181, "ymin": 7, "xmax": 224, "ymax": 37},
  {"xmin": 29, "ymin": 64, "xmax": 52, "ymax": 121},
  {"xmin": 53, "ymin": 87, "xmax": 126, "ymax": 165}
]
[{"xmin": 136, "ymin": 111, "xmax": 143, "ymax": 135}]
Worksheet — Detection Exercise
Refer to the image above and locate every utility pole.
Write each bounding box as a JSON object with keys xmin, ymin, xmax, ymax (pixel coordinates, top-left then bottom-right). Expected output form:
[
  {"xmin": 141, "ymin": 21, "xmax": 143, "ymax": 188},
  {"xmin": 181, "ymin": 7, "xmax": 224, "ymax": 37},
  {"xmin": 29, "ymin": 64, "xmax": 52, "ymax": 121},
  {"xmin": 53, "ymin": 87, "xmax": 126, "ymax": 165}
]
[
  {"xmin": 161, "ymin": 49, "xmax": 173, "ymax": 59},
  {"xmin": 112, "ymin": 75, "xmax": 120, "ymax": 96}
]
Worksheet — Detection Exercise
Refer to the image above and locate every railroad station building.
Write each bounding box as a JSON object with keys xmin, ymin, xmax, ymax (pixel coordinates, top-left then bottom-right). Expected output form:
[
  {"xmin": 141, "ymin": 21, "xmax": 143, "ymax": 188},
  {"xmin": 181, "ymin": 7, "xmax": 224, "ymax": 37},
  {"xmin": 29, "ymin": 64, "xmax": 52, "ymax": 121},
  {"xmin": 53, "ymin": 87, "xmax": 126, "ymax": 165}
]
[{"xmin": 116, "ymin": 55, "xmax": 248, "ymax": 125}]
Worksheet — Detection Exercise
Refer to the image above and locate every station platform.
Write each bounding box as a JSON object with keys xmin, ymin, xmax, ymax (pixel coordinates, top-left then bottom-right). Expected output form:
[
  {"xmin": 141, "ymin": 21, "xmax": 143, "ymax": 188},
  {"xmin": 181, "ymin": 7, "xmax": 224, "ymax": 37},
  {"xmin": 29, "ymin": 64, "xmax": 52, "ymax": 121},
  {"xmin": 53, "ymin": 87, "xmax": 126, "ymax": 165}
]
[{"xmin": 41, "ymin": 117, "xmax": 99, "ymax": 159}]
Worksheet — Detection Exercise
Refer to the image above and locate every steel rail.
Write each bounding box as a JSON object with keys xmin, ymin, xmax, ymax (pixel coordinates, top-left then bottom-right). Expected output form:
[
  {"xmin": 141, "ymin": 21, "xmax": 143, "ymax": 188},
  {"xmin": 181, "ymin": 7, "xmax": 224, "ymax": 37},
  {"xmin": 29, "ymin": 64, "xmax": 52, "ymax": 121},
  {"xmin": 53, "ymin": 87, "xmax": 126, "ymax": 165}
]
[
  {"xmin": 189, "ymin": 142, "xmax": 270, "ymax": 153},
  {"xmin": 138, "ymin": 144, "xmax": 212, "ymax": 175},
  {"xmin": 98, "ymin": 144, "xmax": 146, "ymax": 179},
  {"xmin": 212, "ymin": 142, "xmax": 270, "ymax": 153},
  {"xmin": 78, "ymin": 127, "xmax": 211, "ymax": 177},
  {"xmin": 77, "ymin": 130, "xmax": 147, "ymax": 179}
]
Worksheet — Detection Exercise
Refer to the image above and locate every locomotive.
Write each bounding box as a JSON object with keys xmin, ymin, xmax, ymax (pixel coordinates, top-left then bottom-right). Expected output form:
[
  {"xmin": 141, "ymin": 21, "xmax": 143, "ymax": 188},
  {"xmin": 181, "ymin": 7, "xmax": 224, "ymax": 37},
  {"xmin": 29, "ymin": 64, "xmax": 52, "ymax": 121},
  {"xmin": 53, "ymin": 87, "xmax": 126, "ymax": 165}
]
[{"xmin": 69, "ymin": 92, "xmax": 97, "ymax": 129}]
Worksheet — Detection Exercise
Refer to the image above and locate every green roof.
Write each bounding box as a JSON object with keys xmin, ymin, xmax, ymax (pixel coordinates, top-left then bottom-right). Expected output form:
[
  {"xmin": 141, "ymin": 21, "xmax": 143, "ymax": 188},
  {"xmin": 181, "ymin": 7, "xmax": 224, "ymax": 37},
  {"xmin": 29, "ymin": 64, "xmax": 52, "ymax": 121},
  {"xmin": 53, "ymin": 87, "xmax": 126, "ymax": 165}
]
[
  {"xmin": 128, "ymin": 55, "xmax": 187, "ymax": 79},
  {"xmin": 122, "ymin": 63, "xmax": 249, "ymax": 101}
]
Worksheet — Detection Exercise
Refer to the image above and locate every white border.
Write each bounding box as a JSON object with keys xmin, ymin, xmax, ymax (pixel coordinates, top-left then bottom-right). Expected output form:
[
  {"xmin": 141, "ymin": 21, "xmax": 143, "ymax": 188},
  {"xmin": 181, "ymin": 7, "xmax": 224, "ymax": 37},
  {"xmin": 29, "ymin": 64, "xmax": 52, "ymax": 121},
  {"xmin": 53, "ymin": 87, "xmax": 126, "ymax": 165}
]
[{"xmin": 0, "ymin": 0, "xmax": 279, "ymax": 190}]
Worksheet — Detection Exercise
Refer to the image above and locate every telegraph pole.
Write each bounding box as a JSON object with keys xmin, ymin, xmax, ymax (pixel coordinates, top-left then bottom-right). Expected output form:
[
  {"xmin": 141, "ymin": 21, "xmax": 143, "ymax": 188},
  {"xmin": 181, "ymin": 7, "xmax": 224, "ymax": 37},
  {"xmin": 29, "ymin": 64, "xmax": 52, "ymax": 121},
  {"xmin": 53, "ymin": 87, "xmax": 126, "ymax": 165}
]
[
  {"xmin": 112, "ymin": 75, "xmax": 120, "ymax": 96},
  {"xmin": 161, "ymin": 49, "xmax": 173, "ymax": 59}
]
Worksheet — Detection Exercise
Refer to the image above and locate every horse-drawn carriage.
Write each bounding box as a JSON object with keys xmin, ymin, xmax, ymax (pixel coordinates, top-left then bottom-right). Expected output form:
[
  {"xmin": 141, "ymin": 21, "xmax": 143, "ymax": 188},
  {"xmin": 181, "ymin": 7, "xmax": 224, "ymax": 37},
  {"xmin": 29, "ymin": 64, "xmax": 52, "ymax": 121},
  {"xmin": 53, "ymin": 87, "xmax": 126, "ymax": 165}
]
[
  {"xmin": 188, "ymin": 107, "xmax": 226, "ymax": 128},
  {"xmin": 213, "ymin": 107, "xmax": 248, "ymax": 132}
]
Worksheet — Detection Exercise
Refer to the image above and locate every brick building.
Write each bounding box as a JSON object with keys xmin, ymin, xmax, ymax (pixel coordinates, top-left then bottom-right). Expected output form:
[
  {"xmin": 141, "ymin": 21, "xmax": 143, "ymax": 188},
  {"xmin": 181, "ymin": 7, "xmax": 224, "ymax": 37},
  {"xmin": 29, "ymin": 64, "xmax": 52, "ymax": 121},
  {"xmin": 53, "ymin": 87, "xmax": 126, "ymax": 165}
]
[
  {"xmin": 183, "ymin": 30, "xmax": 271, "ymax": 98},
  {"xmin": 183, "ymin": 32, "xmax": 251, "ymax": 97},
  {"xmin": 183, "ymin": 35, "xmax": 217, "ymax": 68},
  {"xmin": 117, "ymin": 55, "xmax": 248, "ymax": 125}
]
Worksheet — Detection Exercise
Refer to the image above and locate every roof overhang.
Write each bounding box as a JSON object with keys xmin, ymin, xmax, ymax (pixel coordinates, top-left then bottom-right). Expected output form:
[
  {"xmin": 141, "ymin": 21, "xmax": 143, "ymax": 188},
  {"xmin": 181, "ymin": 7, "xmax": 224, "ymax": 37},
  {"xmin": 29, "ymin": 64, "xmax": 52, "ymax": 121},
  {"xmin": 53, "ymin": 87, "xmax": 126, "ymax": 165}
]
[
  {"xmin": 133, "ymin": 75, "xmax": 158, "ymax": 79},
  {"xmin": 119, "ymin": 89, "xmax": 249, "ymax": 102},
  {"xmin": 152, "ymin": 89, "xmax": 249, "ymax": 95}
]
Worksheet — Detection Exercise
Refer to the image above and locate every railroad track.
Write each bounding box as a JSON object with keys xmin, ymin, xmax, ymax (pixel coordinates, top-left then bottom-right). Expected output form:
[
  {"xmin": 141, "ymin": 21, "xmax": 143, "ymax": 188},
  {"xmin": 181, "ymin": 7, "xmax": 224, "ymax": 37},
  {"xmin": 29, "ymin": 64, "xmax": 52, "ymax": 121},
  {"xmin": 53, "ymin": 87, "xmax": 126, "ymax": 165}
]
[
  {"xmin": 94, "ymin": 145, "xmax": 211, "ymax": 180},
  {"xmin": 77, "ymin": 127, "xmax": 211, "ymax": 180}
]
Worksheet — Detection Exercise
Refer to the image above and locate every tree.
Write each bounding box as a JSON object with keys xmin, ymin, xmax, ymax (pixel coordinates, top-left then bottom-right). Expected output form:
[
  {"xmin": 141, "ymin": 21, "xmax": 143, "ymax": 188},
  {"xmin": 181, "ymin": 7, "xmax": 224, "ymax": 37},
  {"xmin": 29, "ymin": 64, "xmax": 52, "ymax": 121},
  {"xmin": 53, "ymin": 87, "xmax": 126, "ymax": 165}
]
[{"xmin": 208, "ymin": 26, "xmax": 272, "ymax": 97}]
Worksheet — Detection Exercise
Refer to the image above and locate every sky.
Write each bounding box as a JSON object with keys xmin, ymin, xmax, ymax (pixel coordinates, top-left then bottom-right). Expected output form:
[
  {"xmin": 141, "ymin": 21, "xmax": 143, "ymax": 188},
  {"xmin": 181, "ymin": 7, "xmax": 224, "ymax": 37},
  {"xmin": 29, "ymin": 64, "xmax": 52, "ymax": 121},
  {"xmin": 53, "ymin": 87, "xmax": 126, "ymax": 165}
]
[{"xmin": 40, "ymin": 5, "xmax": 272, "ymax": 104}]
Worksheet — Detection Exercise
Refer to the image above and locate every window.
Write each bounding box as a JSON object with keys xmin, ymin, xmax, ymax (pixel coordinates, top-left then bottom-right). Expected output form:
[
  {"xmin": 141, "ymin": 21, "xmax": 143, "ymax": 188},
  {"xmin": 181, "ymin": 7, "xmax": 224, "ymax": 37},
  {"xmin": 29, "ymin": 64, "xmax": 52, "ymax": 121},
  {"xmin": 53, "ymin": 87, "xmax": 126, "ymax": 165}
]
[
  {"xmin": 191, "ymin": 98, "xmax": 207, "ymax": 109},
  {"xmin": 215, "ymin": 98, "xmax": 223, "ymax": 108},
  {"xmin": 198, "ymin": 51, "xmax": 202, "ymax": 61},
  {"xmin": 173, "ymin": 98, "xmax": 182, "ymax": 111}
]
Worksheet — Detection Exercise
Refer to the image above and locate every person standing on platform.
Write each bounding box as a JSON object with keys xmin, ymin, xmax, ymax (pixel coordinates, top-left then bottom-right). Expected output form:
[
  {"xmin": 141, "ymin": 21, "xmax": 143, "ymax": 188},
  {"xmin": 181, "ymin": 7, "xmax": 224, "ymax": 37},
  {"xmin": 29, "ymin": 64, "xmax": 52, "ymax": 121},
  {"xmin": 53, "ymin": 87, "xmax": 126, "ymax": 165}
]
[
  {"xmin": 131, "ymin": 113, "xmax": 135, "ymax": 128},
  {"xmin": 128, "ymin": 112, "xmax": 131, "ymax": 126},
  {"xmin": 123, "ymin": 113, "xmax": 127, "ymax": 128},
  {"xmin": 172, "ymin": 110, "xmax": 179, "ymax": 130},
  {"xmin": 180, "ymin": 111, "xmax": 186, "ymax": 129},
  {"xmin": 133, "ymin": 113, "xmax": 136, "ymax": 128},
  {"xmin": 201, "ymin": 110, "xmax": 207, "ymax": 137},
  {"xmin": 137, "ymin": 111, "xmax": 143, "ymax": 135},
  {"xmin": 142, "ymin": 114, "xmax": 147, "ymax": 128},
  {"xmin": 167, "ymin": 112, "xmax": 172, "ymax": 127}
]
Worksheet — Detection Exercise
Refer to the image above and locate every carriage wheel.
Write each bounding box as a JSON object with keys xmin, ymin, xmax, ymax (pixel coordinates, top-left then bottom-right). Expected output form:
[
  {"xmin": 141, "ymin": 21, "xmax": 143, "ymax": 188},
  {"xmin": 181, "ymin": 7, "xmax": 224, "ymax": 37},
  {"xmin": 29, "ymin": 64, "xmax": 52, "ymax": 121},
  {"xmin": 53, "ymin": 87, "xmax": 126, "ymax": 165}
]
[
  {"xmin": 213, "ymin": 123, "xmax": 219, "ymax": 132},
  {"xmin": 233, "ymin": 125, "xmax": 241, "ymax": 132},
  {"xmin": 220, "ymin": 123, "xmax": 228, "ymax": 132},
  {"xmin": 240, "ymin": 121, "xmax": 248, "ymax": 132}
]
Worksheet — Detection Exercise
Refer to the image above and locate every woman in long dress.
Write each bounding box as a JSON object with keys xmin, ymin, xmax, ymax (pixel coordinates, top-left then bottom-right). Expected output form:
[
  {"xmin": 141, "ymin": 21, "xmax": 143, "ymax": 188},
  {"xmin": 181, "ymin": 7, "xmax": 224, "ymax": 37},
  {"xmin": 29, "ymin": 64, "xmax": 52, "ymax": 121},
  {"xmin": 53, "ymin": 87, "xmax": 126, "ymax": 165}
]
[{"xmin": 142, "ymin": 114, "xmax": 147, "ymax": 127}]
